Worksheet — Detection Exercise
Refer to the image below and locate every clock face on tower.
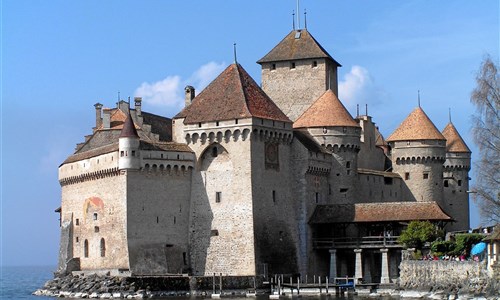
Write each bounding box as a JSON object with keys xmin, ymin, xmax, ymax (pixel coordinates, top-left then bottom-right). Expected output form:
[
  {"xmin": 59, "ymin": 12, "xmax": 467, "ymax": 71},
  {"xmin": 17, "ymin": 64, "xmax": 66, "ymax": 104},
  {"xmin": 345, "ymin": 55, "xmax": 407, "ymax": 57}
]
[{"xmin": 265, "ymin": 142, "xmax": 279, "ymax": 170}]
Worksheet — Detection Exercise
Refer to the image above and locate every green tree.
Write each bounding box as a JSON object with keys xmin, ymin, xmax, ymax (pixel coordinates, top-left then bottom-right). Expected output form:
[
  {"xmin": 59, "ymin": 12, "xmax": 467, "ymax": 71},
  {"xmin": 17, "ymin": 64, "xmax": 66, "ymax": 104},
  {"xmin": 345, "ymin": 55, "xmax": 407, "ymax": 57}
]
[
  {"xmin": 398, "ymin": 221, "xmax": 442, "ymax": 249},
  {"xmin": 471, "ymin": 56, "xmax": 500, "ymax": 223}
]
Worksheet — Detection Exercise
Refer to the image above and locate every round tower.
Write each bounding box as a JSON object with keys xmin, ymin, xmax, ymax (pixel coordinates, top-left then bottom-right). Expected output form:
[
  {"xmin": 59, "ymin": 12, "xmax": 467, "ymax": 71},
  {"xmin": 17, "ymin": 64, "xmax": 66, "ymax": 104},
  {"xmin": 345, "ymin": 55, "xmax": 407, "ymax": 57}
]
[
  {"xmin": 442, "ymin": 122, "xmax": 471, "ymax": 231},
  {"xmin": 386, "ymin": 107, "xmax": 446, "ymax": 204},
  {"xmin": 294, "ymin": 90, "xmax": 361, "ymax": 204},
  {"xmin": 118, "ymin": 111, "xmax": 140, "ymax": 170}
]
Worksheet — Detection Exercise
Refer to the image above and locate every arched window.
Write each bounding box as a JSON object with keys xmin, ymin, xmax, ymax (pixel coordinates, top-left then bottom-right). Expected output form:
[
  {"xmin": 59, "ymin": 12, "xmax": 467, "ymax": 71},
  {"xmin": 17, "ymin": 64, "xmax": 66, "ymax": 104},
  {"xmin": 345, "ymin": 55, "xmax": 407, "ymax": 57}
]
[
  {"xmin": 100, "ymin": 238, "xmax": 106, "ymax": 257},
  {"xmin": 84, "ymin": 240, "xmax": 89, "ymax": 258}
]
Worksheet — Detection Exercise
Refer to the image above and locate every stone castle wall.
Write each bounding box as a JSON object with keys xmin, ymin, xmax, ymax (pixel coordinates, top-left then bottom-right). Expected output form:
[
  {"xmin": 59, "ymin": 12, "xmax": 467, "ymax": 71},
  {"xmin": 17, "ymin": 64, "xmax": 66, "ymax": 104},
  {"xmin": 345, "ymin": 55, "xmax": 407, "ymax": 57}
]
[
  {"xmin": 126, "ymin": 168, "xmax": 192, "ymax": 275},
  {"xmin": 60, "ymin": 172, "xmax": 129, "ymax": 271},
  {"xmin": 261, "ymin": 58, "xmax": 337, "ymax": 121}
]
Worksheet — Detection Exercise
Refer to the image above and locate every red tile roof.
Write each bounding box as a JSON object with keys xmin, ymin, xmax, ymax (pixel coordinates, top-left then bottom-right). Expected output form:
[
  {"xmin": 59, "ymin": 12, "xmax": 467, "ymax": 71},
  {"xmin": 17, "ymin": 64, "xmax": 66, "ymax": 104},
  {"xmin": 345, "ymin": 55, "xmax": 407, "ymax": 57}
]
[
  {"xmin": 175, "ymin": 64, "xmax": 290, "ymax": 124},
  {"xmin": 442, "ymin": 123, "xmax": 471, "ymax": 153},
  {"xmin": 309, "ymin": 202, "xmax": 451, "ymax": 224},
  {"xmin": 386, "ymin": 107, "xmax": 445, "ymax": 142},
  {"xmin": 257, "ymin": 29, "xmax": 340, "ymax": 66},
  {"xmin": 294, "ymin": 90, "xmax": 359, "ymax": 128}
]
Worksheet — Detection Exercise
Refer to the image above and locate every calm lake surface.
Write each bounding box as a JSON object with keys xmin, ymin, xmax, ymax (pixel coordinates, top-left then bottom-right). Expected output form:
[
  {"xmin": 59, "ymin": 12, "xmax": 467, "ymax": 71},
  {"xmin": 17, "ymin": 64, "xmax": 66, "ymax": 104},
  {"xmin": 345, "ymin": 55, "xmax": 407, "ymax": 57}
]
[{"xmin": 0, "ymin": 266, "xmax": 406, "ymax": 300}]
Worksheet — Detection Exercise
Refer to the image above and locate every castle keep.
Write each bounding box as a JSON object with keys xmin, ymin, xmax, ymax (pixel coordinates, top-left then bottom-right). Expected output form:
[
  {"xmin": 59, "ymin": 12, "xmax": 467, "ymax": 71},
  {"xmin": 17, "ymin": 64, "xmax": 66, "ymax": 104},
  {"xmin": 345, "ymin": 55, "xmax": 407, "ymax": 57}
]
[{"xmin": 56, "ymin": 26, "xmax": 471, "ymax": 283}]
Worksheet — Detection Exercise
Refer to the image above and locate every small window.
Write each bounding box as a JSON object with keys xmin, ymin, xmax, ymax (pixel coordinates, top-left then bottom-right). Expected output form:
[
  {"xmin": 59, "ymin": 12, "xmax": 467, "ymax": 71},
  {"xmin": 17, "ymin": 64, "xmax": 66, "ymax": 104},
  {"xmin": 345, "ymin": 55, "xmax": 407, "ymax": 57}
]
[
  {"xmin": 93, "ymin": 213, "xmax": 98, "ymax": 221},
  {"xmin": 75, "ymin": 219, "xmax": 79, "ymax": 225},
  {"xmin": 279, "ymin": 231, "xmax": 284, "ymax": 241},
  {"xmin": 161, "ymin": 153, "xmax": 164, "ymax": 158},
  {"xmin": 216, "ymin": 192, "xmax": 221, "ymax": 203},
  {"xmin": 340, "ymin": 188, "xmax": 348, "ymax": 193},
  {"xmin": 100, "ymin": 238, "xmax": 106, "ymax": 257},
  {"xmin": 173, "ymin": 216, "xmax": 176, "ymax": 224},
  {"xmin": 444, "ymin": 180, "xmax": 449, "ymax": 187},
  {"xmin": 216, "ymin": 121, "xmax": 220, "ymax": 126},
  {"xmin": 312, "ymin": 61, "xmax": 317, "ymax": 68},
  {"xmin": 211, "ymin": 229, "xmax": 219, "ymax": 236},
  {"xmin": 235, "ymin": 119, "xmax": 238, "ymax": 124},
  {"xmin": 131, "ymin": 150, "xmax": 136, "ymax": 157},
  {"xmin": 94, "ymin": 226, "xmax": 99, "ymax": 233},
  {"xmin": 290, "ymin": 62, "xmax": 296, "ymax": 69},
  {"xmin": 346, "ymin": 161, "xmax": 351, "ymax": 168},
  {"xmin": 198, "ymin": 122, "xmax": 202, "ymax": 128},
  {"xmin": 183, "ymin": 252, "xmax": 187, "ymax": 265},
  {"xmin": 212, "ymin": 147, "xmax": 218, "ymax": 157},
  {"xmin": 271, "ymin": 63, "xmax": 276, "ymax": 70},
  {"xmin": 84, "ymin": 240, "xmax": 89, "ymax": 258},
  {"xmin": 328, "ymin": 184, "xmax": 332, "ymax": 195},
  {"xmin": 156, "ymin": 216, "xmax": 159, "ymax": 223},
  {"xmin": 315, "ymin": 192, "xmax": 320, "ymax": 203},
  {"xmin": 405, "ymin": 173, "xmax": 410, "ymax": 180},
  {"xmin": 120, "ymin": 151, "xmax": 124, "ymax": 157},
  {"xmin": 272, "ymin": 190, "xmax": 276, "ymax": 203},
  {"xmin": 406, "ymin": 141, "xmax": 411, "ymax": 146},
  {"xmin": 346, "ymin": 170, "xmax": 351, "ymax": 175},
  {"xmin": 458, "ymin": 180, "xmax": 462, "ymax": 186},
  {"xmin": 423, "ymin": 173, "xmax": 429, "ymax": 179},
  {"xmin": 76, "ymin": 237, "xmax": 79, "ymax": 243},
  {"xmin": 384, "ymin": 177, "xmax": 393, "ymax": 185},
  {"xmin": 323, "ymin": 127, "xmax": 328, "ymax": 133}
]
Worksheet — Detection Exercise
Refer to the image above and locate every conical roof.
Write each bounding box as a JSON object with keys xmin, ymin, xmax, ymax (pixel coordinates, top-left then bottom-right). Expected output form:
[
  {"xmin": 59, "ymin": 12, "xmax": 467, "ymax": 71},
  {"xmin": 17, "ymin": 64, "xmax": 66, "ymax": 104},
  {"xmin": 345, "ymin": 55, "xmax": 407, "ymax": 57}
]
[
  {"xmin": 257, "ymin": 29, "xmax": 341, "ymax": 66},
  {"xmin": 386, "ymin": 107, "xmax": 445, "ymax": 142},
  {"xmin": 442, "ymin": 123, "xmax": 471, "ymax": 153},
  {"xmin": 119, "ymin": 111, "xmax": 139, "ymax": 138},
  {"xmin": 293, "ymin": 90, "xmax": 358, "ymax": 128},
  {"xmin": 175, "ymin": 63, "xmax": 290, "ymax": 124}
]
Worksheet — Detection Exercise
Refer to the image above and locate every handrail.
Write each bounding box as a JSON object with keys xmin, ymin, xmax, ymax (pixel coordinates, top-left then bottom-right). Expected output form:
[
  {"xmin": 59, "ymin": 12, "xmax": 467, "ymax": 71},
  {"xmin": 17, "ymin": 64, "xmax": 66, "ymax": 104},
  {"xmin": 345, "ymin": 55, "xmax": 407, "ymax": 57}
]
[{"xmin": 313, "ymin": 236, "xmax": 401, "ymax": 248}]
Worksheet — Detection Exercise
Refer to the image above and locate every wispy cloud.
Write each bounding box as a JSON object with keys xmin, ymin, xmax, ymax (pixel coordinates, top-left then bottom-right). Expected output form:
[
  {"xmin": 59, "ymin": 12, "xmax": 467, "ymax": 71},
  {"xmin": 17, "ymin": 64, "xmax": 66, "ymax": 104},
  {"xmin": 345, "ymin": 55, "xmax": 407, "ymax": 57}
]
[
  {"xmin": 134, "ymin": 61, "xmax": 226, "ymax": 108},
  {"xmin": 339, "ymin": 65, "xmax": 387, "ymax": 111}
]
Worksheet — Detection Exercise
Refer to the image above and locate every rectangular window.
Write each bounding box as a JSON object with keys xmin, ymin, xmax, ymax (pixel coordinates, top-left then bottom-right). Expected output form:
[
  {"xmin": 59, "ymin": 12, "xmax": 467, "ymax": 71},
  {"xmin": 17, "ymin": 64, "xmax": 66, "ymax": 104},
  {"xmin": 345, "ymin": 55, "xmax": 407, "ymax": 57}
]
[
  {"xmin": 235, "ymin": 119, "xmax": 238, "ymax": 124},
  {"xmin": 458, "ymin": 180, "xmax": 462, "ymax": 186},
  {"xmin": 384, "ymin": 177, "xmax": 393, "ymax": 185},
  {"xmin": 340, "ymin": 188, "xmax": 348, "ymax": 193},
  {"xmin": 94, "ymin": 226, "xmax": 99, "ymax": 233},
  {"xmin": 183, "ymin": 252, "xmax": 187, "ymax": 265},
  {"xmin": 198, "ymin": 122, "xmax": 202, "ymax": 128},
  {"xmin": 93, "ymin": 213, "xmax": 98, "ymax": 221},
  {"xmin": 211, "ymin": 229, "xmax": 219, "ymax": 236},
  {"xmin": 271, "ymin": 63, "xmax": 276, "ymax": 70},
  {"xmin": 272, "ymin": 190, "xmax": 276, "ymax": 203},
  {"xmin": 75, "ymin": 218, "xmax": 79, "ymax": 225},
  {"xmin": 444, "ymin": 180, "xmax": 449, "ymax": 187},
  {"xmin": 423, "ymin": 173, "xmax": 429, "ymax": 179},
  {"xmin": 216, "ymin": 192, "xmax": 221, "ymax": 203},
  {"xmin": 329, "ymin": 184, "xmax": 332, "ymax": 195},
  {"xmin": 290, "ymin": 62, "xmax": 296, "ymax": 69},
  {"xmin": 405, "ymin": 173, "xmax": 410, "ymax": 180},
  {"xmin": 120, "ymin": 151, "xmax": 124, "ymax": 157},
  {"xmin": 312, "ymin": 61, "xmax": 318, "ymax": 68},
  {"xmin": 346, "ymin": 161, "xmax": 351, "ymax": 168},
  {"xmin": 76, "ymin": 237, "xmax": 79, "ymax": 243},
  {"xmin": 131, "ymin": 150, "xmax": 136, "ymax": 157},
  {"xmin": 315, "ymin": 192, "xmax": 320, "ymax": 203}
]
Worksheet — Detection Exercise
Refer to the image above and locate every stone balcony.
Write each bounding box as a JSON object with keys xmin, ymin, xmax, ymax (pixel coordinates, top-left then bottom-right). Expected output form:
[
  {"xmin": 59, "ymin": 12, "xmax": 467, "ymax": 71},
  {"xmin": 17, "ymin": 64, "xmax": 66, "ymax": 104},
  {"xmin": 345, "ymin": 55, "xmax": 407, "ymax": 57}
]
[{"xmin": 313, "ymin": 236, "xmax": 402, "ymax": 249}]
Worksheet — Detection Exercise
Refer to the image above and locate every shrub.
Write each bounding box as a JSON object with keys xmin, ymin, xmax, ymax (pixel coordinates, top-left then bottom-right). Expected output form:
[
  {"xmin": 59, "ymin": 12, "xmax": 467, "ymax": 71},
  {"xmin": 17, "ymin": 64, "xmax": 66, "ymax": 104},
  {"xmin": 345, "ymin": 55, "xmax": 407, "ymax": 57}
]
[
  {"xmin": 453, "ymin": 233, "xmax": 485, "ymax": 256},
  {"xmin": 431, "ymin": 240, "xmax": 455, "ymax": 256},
  {"xmin": 398, "ymin": 221, "xmax": 443, "ymax": 249}
]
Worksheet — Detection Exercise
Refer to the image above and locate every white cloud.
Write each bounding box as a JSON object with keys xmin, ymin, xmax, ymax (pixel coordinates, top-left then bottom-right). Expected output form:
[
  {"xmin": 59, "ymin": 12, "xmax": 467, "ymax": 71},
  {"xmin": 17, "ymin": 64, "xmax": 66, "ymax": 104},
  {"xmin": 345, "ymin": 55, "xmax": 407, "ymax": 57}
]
[
  {"xmin": 338, "ymin": 65, "xmax": 386, "ymax": 111},
  {"xmin": 135, "ymin": 75, "xmax": 182, "ymax": 107},
  {"xmin": 135, "ymin": 61, "xmax": 226, "ymax": 108}
]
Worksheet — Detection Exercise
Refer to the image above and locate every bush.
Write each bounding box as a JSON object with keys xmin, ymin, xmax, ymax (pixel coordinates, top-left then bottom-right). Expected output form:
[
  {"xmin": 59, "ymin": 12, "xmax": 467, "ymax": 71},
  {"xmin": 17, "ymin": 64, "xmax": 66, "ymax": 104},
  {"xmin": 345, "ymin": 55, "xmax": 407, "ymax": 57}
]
[
  {"xmin": 453, "ymin": 233, "xmax": 485, "ymax": 256},
  {"xmin": 431, "ymin": 240, "xmax": 455, "ymax": 256},
  {"xmin": 398, "ymin": 221, "xmax": 443, "ymax": 249}
]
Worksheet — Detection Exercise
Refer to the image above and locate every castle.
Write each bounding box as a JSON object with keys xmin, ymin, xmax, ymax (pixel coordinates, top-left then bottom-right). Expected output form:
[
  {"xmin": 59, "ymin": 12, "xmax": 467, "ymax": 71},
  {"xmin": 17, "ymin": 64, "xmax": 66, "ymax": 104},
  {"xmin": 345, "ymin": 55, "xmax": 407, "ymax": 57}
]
[{"xmin": 56, "ymin": 26, "xmax": 471, "ymax": 284}]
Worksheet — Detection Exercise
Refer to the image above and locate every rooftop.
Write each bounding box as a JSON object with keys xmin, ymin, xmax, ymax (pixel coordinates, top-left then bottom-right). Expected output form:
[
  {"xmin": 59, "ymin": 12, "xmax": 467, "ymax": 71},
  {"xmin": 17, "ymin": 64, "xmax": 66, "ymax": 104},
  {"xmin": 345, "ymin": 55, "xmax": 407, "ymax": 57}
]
[
  {"xmin": 386, "ymin": 107, "xmax": 446, "ymax": 142},
  {"xmin": 442, "ymin": 122, "xmax": 471, "ymax": 153}
]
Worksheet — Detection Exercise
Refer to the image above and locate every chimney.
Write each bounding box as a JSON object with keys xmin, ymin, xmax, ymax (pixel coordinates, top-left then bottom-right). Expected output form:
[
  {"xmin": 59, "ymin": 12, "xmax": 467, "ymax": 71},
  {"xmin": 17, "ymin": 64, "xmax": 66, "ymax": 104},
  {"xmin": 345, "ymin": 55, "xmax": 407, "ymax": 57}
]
[
  {"xmin": 102, "ymin": 108, "xmax": 111, "ymax": 129},
  {"xmin": 185, "ymin": 86, "xmax": 195, "ymax": 107},
  {"xmin": 94, "ymin": 103, "xmax": 103, "ymax": 130},
  {"xmin": 134, "ymin": 97, "xmax": 142, "ymax": 116}
]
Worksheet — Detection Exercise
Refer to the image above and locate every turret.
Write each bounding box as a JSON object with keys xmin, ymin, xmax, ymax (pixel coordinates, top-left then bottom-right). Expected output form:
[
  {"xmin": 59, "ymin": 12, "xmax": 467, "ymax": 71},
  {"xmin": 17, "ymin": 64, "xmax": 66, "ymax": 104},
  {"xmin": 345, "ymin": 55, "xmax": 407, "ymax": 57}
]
[
  {"xmin": 294, "ymin": 90, "xmax": 360, "ymax": 203},
  {"xmin": 118, "ymin": 111, "xmax": 140, "ymax": 170},
  {"xmin": 386, "ymin": 107, "xmax": 446, "ymax": 204},
  {"xmin": 94, "ymin": 103, "xmax": 103, "ymax": 132},
  {"xmin": 442, "ymin": 122, "xmax": 471, "ymax": 231}
]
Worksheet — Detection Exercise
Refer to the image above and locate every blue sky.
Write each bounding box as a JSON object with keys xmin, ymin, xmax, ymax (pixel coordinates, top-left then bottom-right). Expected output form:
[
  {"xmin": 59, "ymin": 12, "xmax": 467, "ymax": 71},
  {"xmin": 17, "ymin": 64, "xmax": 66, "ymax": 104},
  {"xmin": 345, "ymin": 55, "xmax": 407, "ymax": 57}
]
[{"xmin": 1, "ymin": 1, "xmax": 498, "ymax": 267}]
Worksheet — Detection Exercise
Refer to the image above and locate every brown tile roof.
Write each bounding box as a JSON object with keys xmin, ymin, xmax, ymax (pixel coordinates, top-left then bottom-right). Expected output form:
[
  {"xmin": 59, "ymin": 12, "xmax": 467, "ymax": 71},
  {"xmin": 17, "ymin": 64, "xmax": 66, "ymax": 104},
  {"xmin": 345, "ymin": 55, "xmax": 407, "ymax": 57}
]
[
  {"xmin": 119, "ymin": 111, "xmax": 139, "ymax": 138},
  {"xmin": 374, "ymin": 127, "xmax": 387, "ymax": 146},
  {"xmin": 257, "ymin": 29, "xmax": 341, "ymax": 66},
  {"xmin": 309, "ymin": 202, "xmax": 451, "ymax": 224},
  {"xmin": 386, "ymin": 107, "xmax": 446, "ymax": 142},
  {"xmin": 293, "ymin": 90, "xmax": 359, "ymax": 128},
  {"xmin": 97, "ymin": 108, "xmax": 140, "ymax": 130},
  {"xmin": 175, "ymin": 63, "xmax": 290, "ymax": 124},
  {"xmin": 61, "ymin": 140, "xmax": 192, "ymax": 166},
  {"xmin": 442, "ymin": 123, "xmax": 471, "ymax": 153}
]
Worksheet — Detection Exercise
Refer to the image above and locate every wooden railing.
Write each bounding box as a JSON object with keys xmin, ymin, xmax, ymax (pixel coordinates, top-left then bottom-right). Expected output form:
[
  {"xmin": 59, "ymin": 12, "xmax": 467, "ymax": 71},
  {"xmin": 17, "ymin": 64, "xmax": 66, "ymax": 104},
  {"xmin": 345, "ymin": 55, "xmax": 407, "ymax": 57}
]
[{"xmin": 313, "ymin": 236, "xmax": 401, "ymax": 249}]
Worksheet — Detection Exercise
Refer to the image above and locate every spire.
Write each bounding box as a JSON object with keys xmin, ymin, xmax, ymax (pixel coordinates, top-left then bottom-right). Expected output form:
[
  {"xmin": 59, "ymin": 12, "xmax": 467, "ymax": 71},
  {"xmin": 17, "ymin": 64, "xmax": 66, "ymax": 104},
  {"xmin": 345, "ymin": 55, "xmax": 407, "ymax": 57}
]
[
  {"xmin": 296, "ymin": 0, "xmax": 300, "ymax": 29},
  {"xmin": 292, "ymin": 10, "xmax": 295, "ymax": 30},
  {"xmin": 119, "ymin": 110, "xmax": 139, "ymax": 138},
  {"xmin": 294, "ymin": 90, "xmax": 359, "ymax": 128},
  {"xmin": 442, "ymin": 122, "xmax": 471, "ymax": 153},
  {"xmin": 233, "ymin": 43, "xmax": 237, "ymax": 63},
  {"xmin": 304, "ymin": 9, "xmax": 307, "ymax": 29},
  {"xmin": 418, "ymin": 90, "xmax": 421, "ymax": 107},
  {"xmin": 448, "ymin": 108, "xmax": 452, "ymax": 123},
  {"xmin": 386, "ymin": 107, "xmax": 445, "ymax": 142}
]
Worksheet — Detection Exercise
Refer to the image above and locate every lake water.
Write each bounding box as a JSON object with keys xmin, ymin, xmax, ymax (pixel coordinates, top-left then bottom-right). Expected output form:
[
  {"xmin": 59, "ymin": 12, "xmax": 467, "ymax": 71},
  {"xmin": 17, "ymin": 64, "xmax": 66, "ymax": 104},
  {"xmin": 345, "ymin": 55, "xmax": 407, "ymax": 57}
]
[{"xmin": 0, "ymin": 266, "xmax": 403, "ymax": 300}]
